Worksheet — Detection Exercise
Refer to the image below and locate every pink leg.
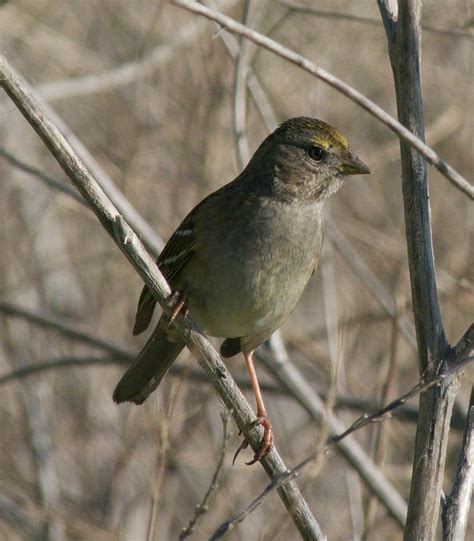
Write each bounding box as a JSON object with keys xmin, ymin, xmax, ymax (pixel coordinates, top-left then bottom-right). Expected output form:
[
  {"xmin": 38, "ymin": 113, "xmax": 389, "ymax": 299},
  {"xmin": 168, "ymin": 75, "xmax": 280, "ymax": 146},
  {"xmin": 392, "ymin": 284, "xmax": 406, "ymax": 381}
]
[
  {"xmin": 167, "ymin": 290, "xmax": 187, "ymax": 327},
  {"xmin": 243, "ymin": 350, "xmax": 274, "ymax": 464}
]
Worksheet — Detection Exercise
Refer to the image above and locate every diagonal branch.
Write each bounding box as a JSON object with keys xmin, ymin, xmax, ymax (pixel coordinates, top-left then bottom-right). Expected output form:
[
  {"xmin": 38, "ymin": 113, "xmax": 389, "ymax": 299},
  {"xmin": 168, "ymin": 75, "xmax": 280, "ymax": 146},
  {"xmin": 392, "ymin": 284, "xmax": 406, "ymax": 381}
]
[
  {"xmin": 212, "ymin": 348, "xmax": 473, "ymax": 537},
  {"xmin": 170, "ymin": 0, "xmax": 473, "ymax": 199},
  {"xmin": 0, "ymin": 146, "xmax": 86, "ymax": 205},
  {"xmin": 0, "ymin": 54, "xmax": 325, "ymax": 541}
]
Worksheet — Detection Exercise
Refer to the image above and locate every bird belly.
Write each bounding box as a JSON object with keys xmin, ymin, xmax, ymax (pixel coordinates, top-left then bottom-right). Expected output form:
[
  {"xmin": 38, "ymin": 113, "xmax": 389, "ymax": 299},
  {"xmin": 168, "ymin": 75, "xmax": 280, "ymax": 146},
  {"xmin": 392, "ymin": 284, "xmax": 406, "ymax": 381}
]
[{"xmin": 183, "ymin": 244, "xmax": 317, "ymax": 340}]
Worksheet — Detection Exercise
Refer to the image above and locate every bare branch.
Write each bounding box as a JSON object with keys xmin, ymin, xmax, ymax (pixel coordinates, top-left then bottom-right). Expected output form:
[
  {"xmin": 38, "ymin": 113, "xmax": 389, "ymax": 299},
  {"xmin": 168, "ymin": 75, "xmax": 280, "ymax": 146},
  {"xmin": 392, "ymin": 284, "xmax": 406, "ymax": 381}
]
[
  {"xmin": 377, "ymin": 2, "xmax": 462, "ymax": 538},
  {"xmin": 0, "ymin": 146, "xmax": 86, "ymax": 205},
  {"xmin": 281, "ymin": 1, "xmax": 472, "ymax": 39},
  {"xmin": 0, "ymin": 54, "xmax": 325, "ymax": 541},
  {"xmin": 326, "ymin": 222, "xmax": 417, "ymax": 349},
  {"xmin": 1, "ymin": 67, "xmax": 164, "ymax": 257},
  {"xmin": 170, "ymin": 0, "xmax": 473, "ymax": 199},
  {"xmin": 180, "ymin": 410, "xmax": 232, "ymax": 540},
  {"xmin": 231, "ymin": 0, "xmax": 272, "ymax": 169},
  {"xmin": 442, "ymin": 388, "xmax": 474, "ymax": 540},
  {"xmin": 0, "ymin": 300, "xmax": 133, "ymax": 359},
  {"xmin": 33, "ymin": 0, "xmax": 238, "ymax": 103},
  {"xmin": 213, "ymin": 350, "xmax": 474, "ymax": 535},
  {"xmin": 0, "ymin": 356, "xmax": 119, "ymax": 385},
  {"xmin": 206, "ymin": 0, "xmax": 278, "ymax": 131},
  {"xmin": 364, "ymin": 309, "xmax": 402, "ymax": 537},
  {"xmin": 257, "ymin": 348, "xmax": 408, "ymax": 526}
]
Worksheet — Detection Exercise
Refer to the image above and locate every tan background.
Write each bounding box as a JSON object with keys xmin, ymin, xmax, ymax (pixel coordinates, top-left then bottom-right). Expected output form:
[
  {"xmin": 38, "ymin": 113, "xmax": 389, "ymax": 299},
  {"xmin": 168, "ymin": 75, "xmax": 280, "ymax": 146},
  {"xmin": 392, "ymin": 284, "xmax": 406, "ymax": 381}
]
[{"xmin": 0, "ymin": 1, "xmax": 472, "ymax": 539}]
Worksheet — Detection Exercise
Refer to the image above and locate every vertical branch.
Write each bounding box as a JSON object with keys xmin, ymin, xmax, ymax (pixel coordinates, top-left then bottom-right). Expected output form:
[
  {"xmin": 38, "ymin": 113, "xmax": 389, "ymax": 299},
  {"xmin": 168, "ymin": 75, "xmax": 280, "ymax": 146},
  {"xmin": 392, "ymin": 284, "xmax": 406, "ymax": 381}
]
[
  {"xmin": 378, "ymin": 1, "xmax": 458, "ymax": 539},
  {"xmin": 442, "ymin": 388, "xmax": 474, "ymax": 541}
]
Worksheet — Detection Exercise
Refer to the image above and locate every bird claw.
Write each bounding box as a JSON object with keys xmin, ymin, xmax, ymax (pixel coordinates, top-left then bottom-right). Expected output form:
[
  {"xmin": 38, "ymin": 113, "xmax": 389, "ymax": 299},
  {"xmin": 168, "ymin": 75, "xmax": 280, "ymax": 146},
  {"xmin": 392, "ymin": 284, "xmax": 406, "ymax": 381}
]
[
  {"xmin": 232, "ymin": 416, "xmax": 274, "ymax": 466},
  {"xmin": 232, "ymin": 438, "xmax": 249, "ymax": 465}
]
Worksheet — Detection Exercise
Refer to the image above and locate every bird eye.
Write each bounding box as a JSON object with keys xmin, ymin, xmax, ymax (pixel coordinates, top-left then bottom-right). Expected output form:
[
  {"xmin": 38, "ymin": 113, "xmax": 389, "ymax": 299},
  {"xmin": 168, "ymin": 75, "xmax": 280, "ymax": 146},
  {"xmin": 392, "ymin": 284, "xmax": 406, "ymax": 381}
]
[{"xmin": 308, "ymin": 145, "xmax": 325, "ymax": 161}]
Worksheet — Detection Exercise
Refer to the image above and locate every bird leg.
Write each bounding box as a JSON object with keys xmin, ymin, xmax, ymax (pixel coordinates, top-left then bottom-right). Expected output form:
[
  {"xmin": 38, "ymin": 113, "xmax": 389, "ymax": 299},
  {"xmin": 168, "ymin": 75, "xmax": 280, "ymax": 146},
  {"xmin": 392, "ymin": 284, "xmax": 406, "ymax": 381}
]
[
  {"xmin": 233, "ymin": 350, "xmax": 274, "ymax": 465},
  {"xmin": 166, "ymin": 290, "xmax": 187, "ymax": 327}
]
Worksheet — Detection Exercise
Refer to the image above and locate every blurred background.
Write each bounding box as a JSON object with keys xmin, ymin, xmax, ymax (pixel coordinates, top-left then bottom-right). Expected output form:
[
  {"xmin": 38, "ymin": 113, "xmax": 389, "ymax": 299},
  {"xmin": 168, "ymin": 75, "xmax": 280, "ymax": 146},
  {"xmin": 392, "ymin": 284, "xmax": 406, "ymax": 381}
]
[{"xmin": 0, "ymin": 1, "xmax": 472, "ymax": 539}]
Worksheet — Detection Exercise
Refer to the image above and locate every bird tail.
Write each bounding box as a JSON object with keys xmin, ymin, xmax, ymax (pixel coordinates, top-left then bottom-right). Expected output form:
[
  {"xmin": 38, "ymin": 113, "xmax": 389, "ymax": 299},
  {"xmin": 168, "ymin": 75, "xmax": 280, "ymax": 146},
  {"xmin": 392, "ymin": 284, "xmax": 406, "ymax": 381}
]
[{"xmin": 113, "ymin": 321, "xmax": 185, "ymax": 405}]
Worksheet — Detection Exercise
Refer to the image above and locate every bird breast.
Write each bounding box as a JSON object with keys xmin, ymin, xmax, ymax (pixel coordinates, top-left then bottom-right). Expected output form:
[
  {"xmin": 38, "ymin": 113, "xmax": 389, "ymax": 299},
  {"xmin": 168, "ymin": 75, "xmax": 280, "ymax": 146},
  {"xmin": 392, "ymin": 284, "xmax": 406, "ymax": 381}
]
[{"xmin": 181, "ymin": 198, "xmax": 324, "ymax": 339}]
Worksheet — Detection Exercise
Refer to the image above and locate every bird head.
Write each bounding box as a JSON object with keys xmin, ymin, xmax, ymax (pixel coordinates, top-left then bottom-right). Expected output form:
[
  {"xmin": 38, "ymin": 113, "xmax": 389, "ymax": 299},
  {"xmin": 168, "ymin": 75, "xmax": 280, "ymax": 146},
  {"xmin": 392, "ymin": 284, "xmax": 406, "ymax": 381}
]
[{"xmin": 252, "ymin": 117, "xmax": 370, "ymax": 202}]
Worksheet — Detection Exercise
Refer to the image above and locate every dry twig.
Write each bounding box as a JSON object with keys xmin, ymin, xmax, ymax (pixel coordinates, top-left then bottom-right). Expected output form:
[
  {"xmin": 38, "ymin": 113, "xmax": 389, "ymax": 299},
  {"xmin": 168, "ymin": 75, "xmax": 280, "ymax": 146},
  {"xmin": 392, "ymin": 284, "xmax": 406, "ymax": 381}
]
[
  {"xmin": 171, "ymin": 0, "xmax": 473, "ymax": 199},
  {"xmin": 212, "ymin": 348, "xmax": 474, "ymax": 536},
  {"xmin": 180, "ymin": 410, "xmax": 232, "ymax": 540}
]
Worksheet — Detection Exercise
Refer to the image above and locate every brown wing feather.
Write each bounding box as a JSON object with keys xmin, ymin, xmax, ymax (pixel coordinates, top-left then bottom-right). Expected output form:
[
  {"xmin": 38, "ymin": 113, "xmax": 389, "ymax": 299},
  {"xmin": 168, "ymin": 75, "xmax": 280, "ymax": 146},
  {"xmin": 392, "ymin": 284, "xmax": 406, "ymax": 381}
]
[
  {"xmin": 133, "ymin": 184, "xmax": 236, "ymax": 336},
  {"xmin": 133, "ymin": 213, "xmax": 197, "ymax": 335}
]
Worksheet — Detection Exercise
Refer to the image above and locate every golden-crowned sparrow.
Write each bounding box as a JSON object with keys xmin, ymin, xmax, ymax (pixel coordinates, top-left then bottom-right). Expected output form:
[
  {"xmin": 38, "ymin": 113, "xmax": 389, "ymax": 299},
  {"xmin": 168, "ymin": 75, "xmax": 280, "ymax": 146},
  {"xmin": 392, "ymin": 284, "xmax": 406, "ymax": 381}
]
[{"xmin": 113, "ymin": 117, "xmax": 369, "ymax": 461}]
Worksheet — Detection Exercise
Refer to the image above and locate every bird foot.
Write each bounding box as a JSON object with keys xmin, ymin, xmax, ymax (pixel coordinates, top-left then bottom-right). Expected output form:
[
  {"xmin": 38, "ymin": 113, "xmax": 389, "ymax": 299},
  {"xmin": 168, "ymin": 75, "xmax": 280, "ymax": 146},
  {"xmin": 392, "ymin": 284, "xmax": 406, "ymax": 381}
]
[
  {"xmin": 165, "ymin": 290, "xmax": 188, "ymax": 329},
  {"xmin": 232, "ymin": 416, "xmax": 274, "ymax": 466}
]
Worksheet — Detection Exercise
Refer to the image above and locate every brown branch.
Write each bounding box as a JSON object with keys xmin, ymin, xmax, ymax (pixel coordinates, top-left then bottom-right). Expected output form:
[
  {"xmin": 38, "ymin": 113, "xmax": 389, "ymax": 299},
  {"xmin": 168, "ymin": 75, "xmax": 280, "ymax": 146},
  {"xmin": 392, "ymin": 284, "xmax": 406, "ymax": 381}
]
[
  {"xmin": 0, "ymin": 69, "xmax": 164, "ymax": 258},
  {"xmin": 0, "ymin": 349, "xmax": 463, "ymax": 429},
  {"xmin": 0, "ymin": 300, "xmax": 134, "ymax": 359},
  {"xmin": 170, "ymin": 0, "xmax": 473, "ymax": 199},
  {"xmin": 0, "ymin": 356, "xmax": 119, "ymax": 385},
  {"xmin": 328, "ymin": 356, "xmax": 472, "ymax": 448},
  {"xmin": 0, "ymin": 54, "xmax": 325, "ymax": 541},
  {"xmin": 364, "ymin": 309, "xmax": 402, "ymax": 537}
]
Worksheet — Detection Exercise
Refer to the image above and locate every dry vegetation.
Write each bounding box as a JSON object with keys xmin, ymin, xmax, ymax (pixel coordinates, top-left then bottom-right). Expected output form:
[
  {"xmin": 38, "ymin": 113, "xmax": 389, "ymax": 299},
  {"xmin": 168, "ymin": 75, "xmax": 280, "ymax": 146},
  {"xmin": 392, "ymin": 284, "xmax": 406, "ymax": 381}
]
[{"xmin": 0, "ymin": 1, "xmax": 472, "ymax": 540}]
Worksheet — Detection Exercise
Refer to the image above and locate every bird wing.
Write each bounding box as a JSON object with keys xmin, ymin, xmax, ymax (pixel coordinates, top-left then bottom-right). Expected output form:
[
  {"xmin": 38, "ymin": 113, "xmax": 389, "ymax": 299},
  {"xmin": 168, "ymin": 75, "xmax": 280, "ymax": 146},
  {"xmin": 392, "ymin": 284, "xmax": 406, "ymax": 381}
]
[
  {"xmin": 133, "ymin": 212, "xmax": 197, "ymax": 335},
  {"xmin": 132, "ymin": 179, "xmax": 239, "ymax": 336}
]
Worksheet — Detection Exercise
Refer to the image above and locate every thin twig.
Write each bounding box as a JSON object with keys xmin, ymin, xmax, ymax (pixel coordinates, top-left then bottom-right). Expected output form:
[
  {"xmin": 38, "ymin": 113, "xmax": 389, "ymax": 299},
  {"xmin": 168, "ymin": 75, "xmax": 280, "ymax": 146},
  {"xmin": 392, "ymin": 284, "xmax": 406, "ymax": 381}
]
[
  {"xmin": 147, "ymin": 371, "xmax": 188, "ymax": 541},
  {"xmin": 212, "ymin": 351, "xmax": 474, "ymax": 537},
  {"xmin": 232, "ymin": 0, "xmax": 268, "ymax": 169},
  {"xmin": 206, "ymin": 0, "xmax": 278, "ymax": 131},
  {"xmin": 180, "ymin": 410, "xmax": 232, "ymax": 540},
  {"xmin": 0, "ymin": 348, "xmax": 449, "ymax": 427},
  {"xmin": 0, "ymin": 147, "xmax": 86, "ymax": 205},
  {"xmin": 257, "ymin": 346, "xmax": 409, "ymax": 526},
  {"xmin": 326, "ymin": 222, "xmax": 417, "ymax": 349},
  {"xmin": 1, "ymin": 70, "xmax": 164, "ymax": 257},
  {"xmin": 33, "ymin": 0, "xmax": 237, "ymax": 103},
  {"xmin": 171, "ymin": 0, "xmax": 473, "ymax": 199},
  {"xmin": 0, "ymin": 300, "xmax": 134, "ymax": 359},
  {"xmin": 364, "ymin": 307, "xmax": 401, "ymax": 538},
  {"xmin": 279, "ymin": 1, "xmax": 473, "ymax": 39}
]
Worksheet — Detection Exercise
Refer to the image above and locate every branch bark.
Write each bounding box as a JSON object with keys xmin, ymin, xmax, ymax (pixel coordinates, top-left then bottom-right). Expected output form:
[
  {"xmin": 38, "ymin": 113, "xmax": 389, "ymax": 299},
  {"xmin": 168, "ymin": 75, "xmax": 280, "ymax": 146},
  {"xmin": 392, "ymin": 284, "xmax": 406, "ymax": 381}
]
[
  {"xmin": 377, "ymin": 2, "xmax": 466, "ymax": 539},
  {"xmin": 0, "ymin": 55, "xmax": 325, "ymax": 541},
  {"xmin": 442, "ymin": 387, "xmax": 474, "ymax": 540}
]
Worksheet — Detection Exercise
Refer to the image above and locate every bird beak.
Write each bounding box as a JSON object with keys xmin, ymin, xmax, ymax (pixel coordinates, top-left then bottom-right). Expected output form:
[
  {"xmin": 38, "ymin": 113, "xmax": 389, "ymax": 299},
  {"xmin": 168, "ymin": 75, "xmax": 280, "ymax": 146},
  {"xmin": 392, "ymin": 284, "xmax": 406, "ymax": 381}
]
[{"xmin": 339, "ymin": 153, "xmax": 371, "ymax": 175}]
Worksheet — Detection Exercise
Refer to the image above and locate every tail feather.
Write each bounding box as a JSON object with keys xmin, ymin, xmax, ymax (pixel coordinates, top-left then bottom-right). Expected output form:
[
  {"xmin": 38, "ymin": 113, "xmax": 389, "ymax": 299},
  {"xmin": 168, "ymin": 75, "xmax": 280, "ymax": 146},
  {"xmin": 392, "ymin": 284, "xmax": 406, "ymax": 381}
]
[{"xmin": 113, "ymin": 324, "xmax": 185, "ymax": 405}]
